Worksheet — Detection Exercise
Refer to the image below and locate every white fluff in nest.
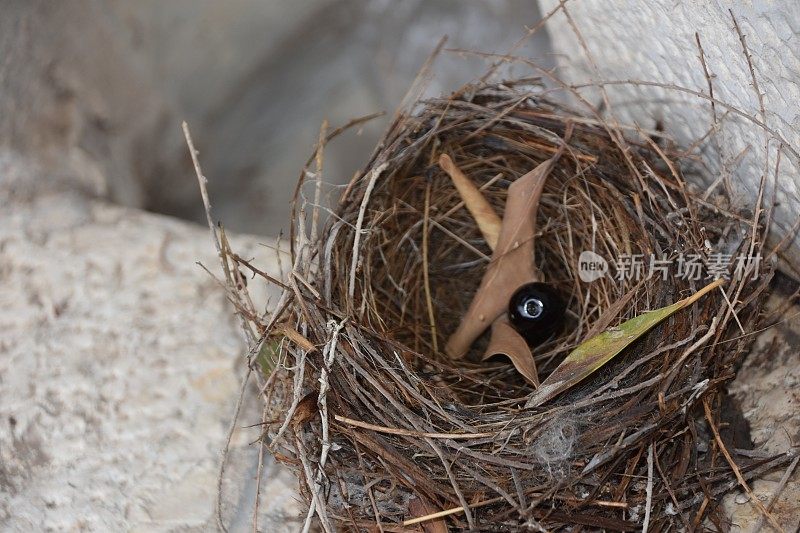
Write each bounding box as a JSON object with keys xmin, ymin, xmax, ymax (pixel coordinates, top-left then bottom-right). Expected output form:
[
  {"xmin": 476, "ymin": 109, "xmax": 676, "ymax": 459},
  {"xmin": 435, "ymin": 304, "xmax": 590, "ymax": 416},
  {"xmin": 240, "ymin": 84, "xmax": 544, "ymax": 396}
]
[{"xmin": 531, "ymin": 418, "xmax": 579, "ymax": 478}]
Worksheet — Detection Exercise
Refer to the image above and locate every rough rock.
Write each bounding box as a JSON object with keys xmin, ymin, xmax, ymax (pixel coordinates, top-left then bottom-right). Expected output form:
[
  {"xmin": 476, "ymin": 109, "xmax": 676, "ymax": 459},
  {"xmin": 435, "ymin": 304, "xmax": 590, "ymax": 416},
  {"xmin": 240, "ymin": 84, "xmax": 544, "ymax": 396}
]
[
  {"xmin": 721, "ymin": 289, "xmax": 800, "ymax": 532},
  {"xmin": 0, "ymin": 150, "xmax": 298, "ymax": 531}
]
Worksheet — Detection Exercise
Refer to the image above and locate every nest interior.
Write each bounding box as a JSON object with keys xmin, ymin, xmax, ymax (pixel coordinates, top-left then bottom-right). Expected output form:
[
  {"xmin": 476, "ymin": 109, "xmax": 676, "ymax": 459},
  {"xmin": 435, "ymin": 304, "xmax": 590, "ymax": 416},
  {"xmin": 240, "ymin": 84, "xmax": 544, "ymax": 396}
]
[{"xmin": 260, "ymin": 80, "xmax": 788, "ymax": 531}]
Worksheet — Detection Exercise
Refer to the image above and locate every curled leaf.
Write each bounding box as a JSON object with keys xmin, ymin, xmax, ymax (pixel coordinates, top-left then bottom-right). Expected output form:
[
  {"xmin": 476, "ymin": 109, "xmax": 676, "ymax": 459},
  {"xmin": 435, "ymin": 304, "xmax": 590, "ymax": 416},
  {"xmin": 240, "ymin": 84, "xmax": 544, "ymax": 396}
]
[
  {"xmin": 439, "ymin": 154, "xmax": 502, "ymax": 251},
  {"xmin": 445, "ymin": 154, "xmax": 561, "ymax": 359},
  {"xmin": 525, "ymin": 278, "xmax": 724, "ymax": 408},
  {"xmin": 483, "ymin": 317, "xmax": 539, "ymax": 386},
  {"xmin": 291, "ymin": 391, "xmax": 319, "ymax": 427}
]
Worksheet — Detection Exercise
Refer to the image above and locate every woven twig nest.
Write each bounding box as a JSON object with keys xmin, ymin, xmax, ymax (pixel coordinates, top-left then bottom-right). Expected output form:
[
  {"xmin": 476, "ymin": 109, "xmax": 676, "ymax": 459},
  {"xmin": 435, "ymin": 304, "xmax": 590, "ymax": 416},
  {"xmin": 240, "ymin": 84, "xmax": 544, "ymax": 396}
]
[{"xmin": 262, "ymin": 79, "xmax": 787, "ymax": 531}]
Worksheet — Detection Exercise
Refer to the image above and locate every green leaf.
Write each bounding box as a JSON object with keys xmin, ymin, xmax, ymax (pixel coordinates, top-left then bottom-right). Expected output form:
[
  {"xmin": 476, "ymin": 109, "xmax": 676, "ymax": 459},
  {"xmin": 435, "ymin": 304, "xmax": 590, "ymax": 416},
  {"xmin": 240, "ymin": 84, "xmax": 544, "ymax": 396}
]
[
  {"xmin": 255, "ymin": 338, "xmax": 281, "ymax": 377},
  {"xmin": 525, "ymin": 278, "xmax": 723, "ymax": 408}
]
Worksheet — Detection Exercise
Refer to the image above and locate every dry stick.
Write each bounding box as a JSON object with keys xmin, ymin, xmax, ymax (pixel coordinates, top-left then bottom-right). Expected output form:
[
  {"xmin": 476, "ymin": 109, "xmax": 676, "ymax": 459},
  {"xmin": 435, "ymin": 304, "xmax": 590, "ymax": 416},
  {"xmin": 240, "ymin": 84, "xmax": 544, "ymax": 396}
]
[
  {"xmin": 348, "ymin": 163, "xmax": 388, "ymax": 301},
  {"xmin": 395, "ymin": 197, "xmax": 491, "ymax": 261},
  {"xmin": 403, "ymin": 496, "xmax": 505, "ymax": 527},
  {"xmin": 642, "ymin": 443, "xmax": 654, "ymax": 533},
  {"xmin": 568, "ymin": 79, "xmax": 800, "ymax": 163},
  {"xmin": 310, "ymin": 120, "xmax": 328, "ymax": 246},
  {"xmin": 727, "ymin": 11, "xmax": 771, "ymax": 329},
  {"xmin": 232, "ymin": 253, "xmax": 290, "ymax": 291},
  {"xmin": 659, "ymin": 319, "xmax": 718, "ymax": 396},
  {"xmin": 270, "ymin": 348, "xmax": 308, "ymax": 448},
  {"xmin": 295, "ymin": 430, "xmax": 333, "ymax": 533},
  {"xmin": 695, "ymin": 32, "xmax": 733, "ymax": 200},
  {"xmin": 427, "ymin": 437, "xmax": 476, "ymax": 529},
  {"xmin": 302, "ymin": 320, "xmax": 346, "ymax": 533},
  {"xmin": 751, "ymin": 455, "xmax": 800, "ymax": 533},
  {"xmin": 444, "ymin": 47, "xmax": 800, "ymax": 165},
  {"xmin": 390, "ymin": 36, "xmax": 447, "ymax": 127},
  {"xmin": 183, "ymin": 122, "xmax": 223, "ymax": 269},
  {"xmin": 562, "ymin": 4, "xmax": 647, "ymax": 190},
  {"xmin": 731, "ymin": 10, "xmax": 770, "ymax": 191},
  {"xmin": 702, "ymin": 399, "xmax": 785, "ymax": 532},
  {"xmin": 463, "ymin": 93, "xmax": 529, "ymax": 142},
  {"xmin": 217, "ymin": 366, "xmax": 252, "ymax": 533},
  {"xmin": 653, "ymin": 448, "xmax": 691, "ymax": 530},
  {"xmin": 183, "ymin": 122, "xmax": 254, "ymax": 533},
  {"xmin": 333, "ymin": 415, "xmax": 495, "ymax": 439},
  {"xmin": 429, "ymin": 217, "xmax": 490, "ymax": 260},
  {"xmin": 695, "ymin": 32, "xmax": 719, "ymax": 132},
  {"xmin": 252, "ymin": 404, "xmax": 268, "ymax": 533},
  {"xmin": 439, "ymin": 172, "xmax": 504, "ymax": 223},
  {"xmin": 758, "ymin": 148, "xmax": 781, "ymax": 264},
  {"xmin": 422, "ymin": 184, "xmax": 439, "ymax": 354},
  {"xmin": 403, "ymin": 492, "xmax": 628, "ymax": 527},
  {"xmin": 476, "ymin": 0, "xmax": 568, "ymax": 84}
]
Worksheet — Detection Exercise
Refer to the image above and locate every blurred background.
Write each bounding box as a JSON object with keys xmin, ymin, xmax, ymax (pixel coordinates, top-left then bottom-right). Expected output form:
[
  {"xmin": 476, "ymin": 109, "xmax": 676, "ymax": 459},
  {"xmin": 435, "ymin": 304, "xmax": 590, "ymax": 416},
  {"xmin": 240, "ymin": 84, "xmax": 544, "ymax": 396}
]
[{"xmin": 1, "ymin": 0, "xmax": 548, "ymax": 235}]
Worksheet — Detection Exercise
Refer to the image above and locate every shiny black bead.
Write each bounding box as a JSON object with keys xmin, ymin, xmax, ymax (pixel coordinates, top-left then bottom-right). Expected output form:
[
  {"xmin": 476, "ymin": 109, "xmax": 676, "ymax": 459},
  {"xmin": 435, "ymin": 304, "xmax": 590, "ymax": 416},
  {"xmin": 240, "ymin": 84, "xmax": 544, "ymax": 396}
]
[{"xmin": 508, "ymin": 282, "xmax": 566, "ymax": 345}]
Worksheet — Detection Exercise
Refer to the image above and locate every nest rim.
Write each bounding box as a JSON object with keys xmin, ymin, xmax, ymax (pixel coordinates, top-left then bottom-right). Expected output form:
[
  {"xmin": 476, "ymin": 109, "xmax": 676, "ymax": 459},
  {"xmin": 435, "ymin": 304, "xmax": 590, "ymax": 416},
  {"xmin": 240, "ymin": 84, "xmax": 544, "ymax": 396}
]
[{"xmin": 263, "ymin": 78, "xmax": 785, "ymax": 531}]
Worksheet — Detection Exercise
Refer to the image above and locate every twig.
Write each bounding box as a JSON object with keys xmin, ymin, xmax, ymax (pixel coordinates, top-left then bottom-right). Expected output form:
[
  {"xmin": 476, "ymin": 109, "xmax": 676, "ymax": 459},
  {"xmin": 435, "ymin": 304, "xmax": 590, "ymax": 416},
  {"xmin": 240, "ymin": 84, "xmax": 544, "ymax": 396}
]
[
  {"xmin": 703, "ymin": 398, "xmax": 785, "ymax": 532},
  {"xmin": 334, "ymin": 415, "xmax": 495, "ymax": 439},
  {"xmin": 642, "ymin": 443, "xmax": 654, "ymax": 532},
  {"xmin": 301, "ymin": 319, "xmax": 346, "ymax": 533},
  {"xmin": 751, "ymin": 454, "xmax": 799, "ymax": 533},
  {"xmin": 403, "ymin": 496, "xmax": 504, "ymax": 527},
  {"xmin": 568, "ymin": 79, "xmax": 800, "ymax": 163},
  {"xmin": 252, "ymin": 404, "xmax": 268, "ymax": 533},
  {"xmin": 183, "ymin": 122, "xmax": 223, "ymax": 267},
  {"xmin": 216, "ymin": 366, "xmax": 252, "ymax": 533},
  {"xmin": 422, "ymin": 184, "xmax": 439, "ymax": 354},
  {"xmin": 183, "ymin": 122, "xmax": 257, "ymax": 532},
  {"xmin": 348, "ymin": 163, "xmax": 387, "ymax": 300},
  {"xmin": 310, "ymin": 120, "xmax": 328, "ymax": 245}
]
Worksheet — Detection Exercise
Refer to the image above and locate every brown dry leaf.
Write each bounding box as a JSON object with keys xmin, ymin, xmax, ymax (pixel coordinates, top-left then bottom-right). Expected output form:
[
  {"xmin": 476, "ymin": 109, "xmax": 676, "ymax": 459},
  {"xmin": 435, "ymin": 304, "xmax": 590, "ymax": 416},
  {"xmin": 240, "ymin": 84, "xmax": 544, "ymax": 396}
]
[
  {"xmin": 408, "ymin": 496, "xmax": 449, "ymax": 533},
  {"xmin": 291, "ymin": 391, "xmax": 319, "ymax": 427},
  {"xmin": 483, "ymin": 317, "xmax": 539, "ymax": 386},
  {"xmin": 439, "ymin": 154, "xmax": 502, "ymax": 251},
  {"xmin": 445, "ymin": 152, "xmax": 562, "ymax": 359}
]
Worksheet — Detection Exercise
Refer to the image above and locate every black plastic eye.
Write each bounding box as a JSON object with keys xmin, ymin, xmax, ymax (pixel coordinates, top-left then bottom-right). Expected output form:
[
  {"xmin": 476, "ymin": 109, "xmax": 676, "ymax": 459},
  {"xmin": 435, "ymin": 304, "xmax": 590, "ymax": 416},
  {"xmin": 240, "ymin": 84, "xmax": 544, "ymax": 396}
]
[{"xmin": 508, "ymin": 282, "xmax": 566, "ymax": 345}]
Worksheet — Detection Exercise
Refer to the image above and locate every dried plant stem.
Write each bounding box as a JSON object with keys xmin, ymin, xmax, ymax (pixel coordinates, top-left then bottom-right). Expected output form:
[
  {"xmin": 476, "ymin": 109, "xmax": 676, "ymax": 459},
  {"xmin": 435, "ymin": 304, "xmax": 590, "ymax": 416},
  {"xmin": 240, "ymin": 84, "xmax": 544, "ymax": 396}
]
[
  {"xmin": 703, "ymin": 398, "xmax": 784, "ymax": 532},
  {"xmin": 422, "ymin": 184, "xmax": 439, "ymax": 354},
  {"xmin": 643, "ymin": 444, "xmax": 654, "ymax": 533},
  {"xmin": 750, "ymin": 455, "xmax": 800, "ymax": 533},
  {"xmin": 334, "ymin": 415, "xmax": 494, "ymax": 439},
  {"xmin": 348, "ymin": 163, "xmax": 387, "ymax": 301}
]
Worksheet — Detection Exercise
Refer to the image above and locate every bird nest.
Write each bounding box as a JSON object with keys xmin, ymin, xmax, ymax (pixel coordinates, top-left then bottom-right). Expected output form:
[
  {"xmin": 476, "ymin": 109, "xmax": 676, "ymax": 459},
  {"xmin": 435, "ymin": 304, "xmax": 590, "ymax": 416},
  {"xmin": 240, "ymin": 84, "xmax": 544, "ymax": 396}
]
[{"xmin": 252, "ymin": 79, "xmax": 790, "ymax": 531}]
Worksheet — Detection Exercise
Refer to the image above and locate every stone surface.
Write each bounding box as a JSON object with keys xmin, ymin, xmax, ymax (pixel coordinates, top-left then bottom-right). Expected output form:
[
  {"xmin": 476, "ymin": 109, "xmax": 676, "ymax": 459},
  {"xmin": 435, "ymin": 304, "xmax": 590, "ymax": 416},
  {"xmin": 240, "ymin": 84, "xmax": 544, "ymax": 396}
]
[
  {"xmin": 721, "ymin": 289, "xmax": 800, "ymax": 532},
  {"xmin": 0, "ymin": 150, "xmax": 298, "ymax": 531},
  {"xmin": 722, "ymin": 477, "xmax": 800, "ymax": 532}
]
